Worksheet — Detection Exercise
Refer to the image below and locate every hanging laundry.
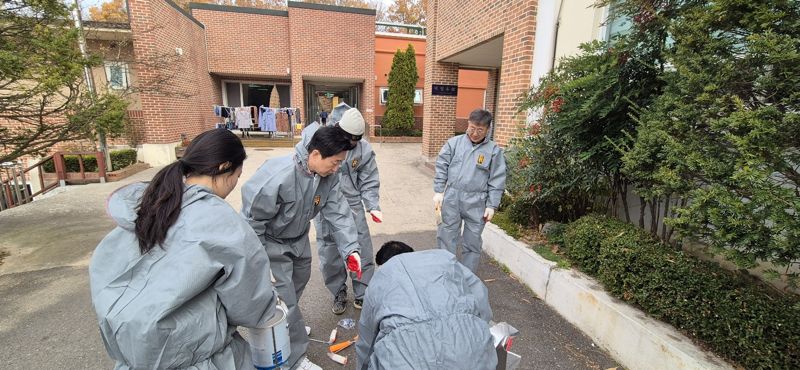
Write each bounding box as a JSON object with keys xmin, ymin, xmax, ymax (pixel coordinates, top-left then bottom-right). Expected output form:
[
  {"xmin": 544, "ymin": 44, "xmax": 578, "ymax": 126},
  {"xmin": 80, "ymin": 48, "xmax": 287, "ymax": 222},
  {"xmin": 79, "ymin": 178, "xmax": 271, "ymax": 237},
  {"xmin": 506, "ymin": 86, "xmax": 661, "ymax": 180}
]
[
  {"xmin": 235, "ymin": 107, "xmax": 253, "ymax": 129},
  {"xmin": 259, "ymin": 106, "xmax": 277, "ymax": 132},
  {"xmin": 213, "ymin": 105, "xmax": 232, "ymax": 118},
  {"xmin": 285, "ymin": 108, "xmax": 293, "ymax": 125},
  {"xmin": 295, "ymin": 108, "xmax": 302, "ymax": 124}
]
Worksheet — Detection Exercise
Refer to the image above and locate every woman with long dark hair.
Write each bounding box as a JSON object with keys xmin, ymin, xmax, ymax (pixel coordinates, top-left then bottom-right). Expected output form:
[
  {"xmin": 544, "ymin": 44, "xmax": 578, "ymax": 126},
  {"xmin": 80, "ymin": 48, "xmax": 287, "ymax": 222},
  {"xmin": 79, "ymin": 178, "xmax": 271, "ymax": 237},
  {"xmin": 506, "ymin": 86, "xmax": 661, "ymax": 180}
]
[{"xmin": 90, "ymin": 129, "xmax": 276, "ymax": 369}]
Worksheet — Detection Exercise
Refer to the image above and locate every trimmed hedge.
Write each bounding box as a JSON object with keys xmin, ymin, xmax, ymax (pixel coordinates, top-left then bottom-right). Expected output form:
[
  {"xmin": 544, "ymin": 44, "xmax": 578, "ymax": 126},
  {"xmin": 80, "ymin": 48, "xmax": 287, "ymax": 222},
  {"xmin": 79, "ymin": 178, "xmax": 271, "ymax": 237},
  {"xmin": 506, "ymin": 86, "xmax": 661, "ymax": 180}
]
[
  {"xmin": 42, "ymin": 149, "xmax": 137, "ymax": 173},
  {"xmin": 375, "ymin": 128, "xmax": 422, "ymax": 137},
  {"xmin": 564, "ymin": 215, "xmax": 800, "ymax": 369}
]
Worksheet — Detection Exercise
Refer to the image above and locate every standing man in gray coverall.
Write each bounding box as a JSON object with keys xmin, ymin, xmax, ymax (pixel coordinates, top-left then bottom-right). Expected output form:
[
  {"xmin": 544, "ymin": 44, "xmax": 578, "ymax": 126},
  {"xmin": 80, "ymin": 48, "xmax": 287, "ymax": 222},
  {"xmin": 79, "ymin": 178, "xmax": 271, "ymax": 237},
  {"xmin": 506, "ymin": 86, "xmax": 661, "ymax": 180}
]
[
  {"xmin": 301, "ymin": 103, "xmax": 382, "ymax": 314},
  {"xmin": 434, "ymin": 108, "xmax": 507, "ymax": 272},
  {"xmin": 241, "ymin": 126, "xmax": 362, "ymax": 370}
]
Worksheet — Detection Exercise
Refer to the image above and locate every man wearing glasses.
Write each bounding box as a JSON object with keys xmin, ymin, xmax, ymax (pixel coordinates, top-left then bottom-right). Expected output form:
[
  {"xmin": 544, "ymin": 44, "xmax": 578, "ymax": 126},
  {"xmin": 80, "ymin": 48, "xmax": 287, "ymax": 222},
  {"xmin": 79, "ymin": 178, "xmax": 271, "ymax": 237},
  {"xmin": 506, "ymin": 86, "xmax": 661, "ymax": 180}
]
[{"xmin": 433, "ymin": 109, "xmax": 507, "ymax": 272}]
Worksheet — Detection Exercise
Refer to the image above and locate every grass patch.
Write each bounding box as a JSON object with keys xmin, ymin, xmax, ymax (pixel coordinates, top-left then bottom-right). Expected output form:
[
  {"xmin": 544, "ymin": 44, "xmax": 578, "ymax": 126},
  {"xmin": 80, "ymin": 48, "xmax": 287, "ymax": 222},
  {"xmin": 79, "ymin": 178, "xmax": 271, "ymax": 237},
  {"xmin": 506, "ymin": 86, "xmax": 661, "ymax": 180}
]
[
  {"xmin": 531, "ymin": 244, "xmax": 570, "ymax": 268},
  {"xmin": 0, "ymin": 249, "xmax": 8, "ymax": 266}
]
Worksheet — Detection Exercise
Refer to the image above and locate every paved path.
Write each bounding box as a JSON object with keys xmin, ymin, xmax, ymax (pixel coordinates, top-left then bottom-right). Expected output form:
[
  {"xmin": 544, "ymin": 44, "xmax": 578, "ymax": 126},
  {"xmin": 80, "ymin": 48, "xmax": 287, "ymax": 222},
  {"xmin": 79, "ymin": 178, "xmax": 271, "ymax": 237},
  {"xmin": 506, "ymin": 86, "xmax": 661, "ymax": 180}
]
[{"xmin": 0, "ymin": 143, "xmax": 618, "ymax": 369}]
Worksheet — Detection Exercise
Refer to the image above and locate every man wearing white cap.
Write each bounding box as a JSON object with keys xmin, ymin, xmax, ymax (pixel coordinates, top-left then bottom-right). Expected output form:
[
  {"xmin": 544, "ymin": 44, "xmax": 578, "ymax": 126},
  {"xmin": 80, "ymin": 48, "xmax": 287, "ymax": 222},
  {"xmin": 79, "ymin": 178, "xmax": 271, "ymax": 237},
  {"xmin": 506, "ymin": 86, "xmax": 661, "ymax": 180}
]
[{"xmin": 299, "ymin": 102, "xmax": 382, "ymax": 314}]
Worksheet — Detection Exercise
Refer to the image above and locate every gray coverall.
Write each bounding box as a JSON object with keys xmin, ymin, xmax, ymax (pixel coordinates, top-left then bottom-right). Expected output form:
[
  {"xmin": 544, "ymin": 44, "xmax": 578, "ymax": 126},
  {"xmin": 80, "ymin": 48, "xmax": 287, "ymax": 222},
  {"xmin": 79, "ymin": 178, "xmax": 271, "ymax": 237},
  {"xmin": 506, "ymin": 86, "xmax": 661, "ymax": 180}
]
[
  {"xmin": 355, "ymin": 249, "xmax": 497, "ymax": 370},
  {"xmin": 435, "ymin": 134, "xmax": 507, "ymax": 272},
  {"xmin": 241, "ymin": 144, "xmax": 360, "ymax": 368},
  {"xmin": 299, "ymin": 122, "xmax": 380, "ymax": 300},
  {"xmin": 90, "ymin": 183, "xmax": 277, "ymax": 370}
]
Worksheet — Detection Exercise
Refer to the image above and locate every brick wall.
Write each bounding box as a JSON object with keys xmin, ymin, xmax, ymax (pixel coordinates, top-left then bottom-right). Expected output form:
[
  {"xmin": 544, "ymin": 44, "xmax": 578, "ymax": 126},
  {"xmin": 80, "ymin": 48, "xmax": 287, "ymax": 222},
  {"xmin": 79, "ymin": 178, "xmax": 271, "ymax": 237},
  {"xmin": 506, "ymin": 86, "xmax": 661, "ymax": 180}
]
[
  {"xmin": 421, "ymin": 0, "xmax": 460, "ymax": 157},
  {"xmin": 435, "ymin": 0, "xmax": 509, "ymax": 59},
  {"xmin": 125, "ymin": 109, "xmax": 146, "ymax": 146},
  {"xmin": 423, "ymin": 0, "xmax": 537, "ymax": 157},
  {"xmin": 421, "ymin": 20, "xmax": 459, "ymax": 157},
  {"xmin": 191, "ymin": 5, "xmax": 291, "ymax": 78},
  {"xmin": 493, "ymin": 0, "xmax": 537, "ymax": 146},
  {"xmin": 127, "ymin": 0, "xmax": 216, "ymax": 144},
  {"xmin": 287, "ymin": 2, "xmax": 375, "ymax": 133}
]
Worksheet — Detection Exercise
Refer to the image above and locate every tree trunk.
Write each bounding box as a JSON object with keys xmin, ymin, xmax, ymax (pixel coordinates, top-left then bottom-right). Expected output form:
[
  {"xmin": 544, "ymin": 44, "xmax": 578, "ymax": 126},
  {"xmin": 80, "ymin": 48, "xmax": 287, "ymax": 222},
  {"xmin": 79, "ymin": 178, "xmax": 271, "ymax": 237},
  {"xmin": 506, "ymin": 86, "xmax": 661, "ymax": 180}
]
[
  {"xmin": 666, "ymin": 197, "xmax": 688, "ymax": 243},
  {"xmin": 610, "ymin": 174, "xmax": 619, "ymax": 218},
  {"xmin": 650, "ymin": 199, "xmax": 658, "ymax": 236},
  {"xmin": 661, "ymin": 194, "xmax": 671, "ymax": 241},
  {"xmin": 639, "ymin": 196, "xmax": 646, "ymax": 228},
  {"xmin": 620, "ymin": 181, "xmax": 631, "ymax": 223}
]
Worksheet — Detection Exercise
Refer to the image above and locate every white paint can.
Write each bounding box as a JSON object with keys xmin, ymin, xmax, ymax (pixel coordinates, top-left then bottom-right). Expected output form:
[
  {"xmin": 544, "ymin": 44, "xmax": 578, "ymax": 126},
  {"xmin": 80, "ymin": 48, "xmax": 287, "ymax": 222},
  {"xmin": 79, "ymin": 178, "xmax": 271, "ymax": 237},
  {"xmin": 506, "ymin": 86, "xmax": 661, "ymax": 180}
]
[{"xmin": 246, "ymin": 301, "xmax": 292, "ymax": 370}]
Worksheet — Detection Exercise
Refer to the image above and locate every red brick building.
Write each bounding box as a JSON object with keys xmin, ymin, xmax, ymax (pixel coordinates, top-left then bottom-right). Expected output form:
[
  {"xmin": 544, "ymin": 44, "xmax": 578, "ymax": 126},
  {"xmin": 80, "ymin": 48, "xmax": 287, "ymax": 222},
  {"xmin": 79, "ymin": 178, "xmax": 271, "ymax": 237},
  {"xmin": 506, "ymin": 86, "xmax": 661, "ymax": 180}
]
[
  {"xmin": 9, "ymin": 0, "xmax": 528, "ymax": 167},
  {"xmin": 112, "ymin": 0, "xmax": 377, "ymax": 165},
  {"xmin": 421, "ymin": 0, "xmax": 538, "ymax": 159}
]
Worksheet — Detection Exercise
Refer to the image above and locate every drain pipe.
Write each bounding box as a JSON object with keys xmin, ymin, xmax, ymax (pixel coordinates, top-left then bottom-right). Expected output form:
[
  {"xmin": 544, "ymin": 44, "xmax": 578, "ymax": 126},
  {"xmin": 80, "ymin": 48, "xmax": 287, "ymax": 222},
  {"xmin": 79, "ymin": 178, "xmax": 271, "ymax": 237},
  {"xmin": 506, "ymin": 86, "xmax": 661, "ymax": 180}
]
[{"xmin": 527, "ymin": 0, "xmax": 561, "ymax": 126}]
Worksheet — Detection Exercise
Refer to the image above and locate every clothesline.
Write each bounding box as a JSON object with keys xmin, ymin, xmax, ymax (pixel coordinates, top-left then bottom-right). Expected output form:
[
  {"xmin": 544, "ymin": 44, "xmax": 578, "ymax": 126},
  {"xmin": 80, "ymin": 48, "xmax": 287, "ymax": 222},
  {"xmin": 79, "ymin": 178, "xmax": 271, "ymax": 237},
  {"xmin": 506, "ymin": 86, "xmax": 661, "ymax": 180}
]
[{"xmin": 212, "ymin": 105, "xmax": 301, "ymax": 134}]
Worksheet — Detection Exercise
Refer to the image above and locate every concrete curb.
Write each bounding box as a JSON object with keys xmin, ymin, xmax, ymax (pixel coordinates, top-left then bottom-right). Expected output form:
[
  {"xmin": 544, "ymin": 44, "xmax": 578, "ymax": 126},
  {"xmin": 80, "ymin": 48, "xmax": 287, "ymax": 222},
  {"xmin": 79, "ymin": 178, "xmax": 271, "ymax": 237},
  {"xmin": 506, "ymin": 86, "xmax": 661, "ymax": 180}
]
[{"xmin": 482, "ymin": 223, "xmax": 733, "ymax": 370}]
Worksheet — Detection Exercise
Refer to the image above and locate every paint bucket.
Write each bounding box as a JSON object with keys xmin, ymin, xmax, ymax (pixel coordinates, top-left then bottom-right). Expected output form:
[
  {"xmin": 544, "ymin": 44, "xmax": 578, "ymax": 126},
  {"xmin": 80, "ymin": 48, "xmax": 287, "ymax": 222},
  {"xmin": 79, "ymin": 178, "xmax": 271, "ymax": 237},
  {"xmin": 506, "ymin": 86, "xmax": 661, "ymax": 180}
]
[{"xmin": 247, "ymin": 301, "xmax": 291, "ymax": 370}]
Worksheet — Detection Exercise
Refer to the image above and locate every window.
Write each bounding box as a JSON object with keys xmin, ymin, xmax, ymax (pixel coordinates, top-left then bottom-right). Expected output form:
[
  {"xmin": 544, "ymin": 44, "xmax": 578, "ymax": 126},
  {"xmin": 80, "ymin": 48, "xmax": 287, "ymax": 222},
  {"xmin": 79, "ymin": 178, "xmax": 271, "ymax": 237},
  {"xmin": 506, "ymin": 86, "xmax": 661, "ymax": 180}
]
[
  {"xmin": 380, "ymin": 87, "xmax": 389, "ymax": 104},
  {"xmin": 379, "ymin": 87, "xmax": 423, "ymax": 105},
  {"xmin": 605, "ymin": 5, "xmax": 633, "ymax": 40},
  {"xmin": 104, "ymin": 62, "xmax": 129, "ymax": 90}
]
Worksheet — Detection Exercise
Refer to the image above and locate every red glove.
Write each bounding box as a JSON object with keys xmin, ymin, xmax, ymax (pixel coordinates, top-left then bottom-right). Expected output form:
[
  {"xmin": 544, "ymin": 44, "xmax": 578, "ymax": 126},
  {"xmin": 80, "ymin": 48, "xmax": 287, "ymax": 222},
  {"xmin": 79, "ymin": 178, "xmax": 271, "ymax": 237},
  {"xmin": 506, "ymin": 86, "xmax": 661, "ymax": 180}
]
[
  {"xmin": 370, "ymin": 210, "xmax": 383, "ymax": 223},
  {"xmin": 346, "ymin": 253, "xmax": 362, "ymax": 280}
]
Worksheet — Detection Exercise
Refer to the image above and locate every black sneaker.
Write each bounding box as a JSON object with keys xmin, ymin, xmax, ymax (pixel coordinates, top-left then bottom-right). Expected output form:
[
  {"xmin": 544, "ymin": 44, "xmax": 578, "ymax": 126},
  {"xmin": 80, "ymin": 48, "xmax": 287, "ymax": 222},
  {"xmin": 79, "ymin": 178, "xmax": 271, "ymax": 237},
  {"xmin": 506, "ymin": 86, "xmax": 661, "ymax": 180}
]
[
  {"xmin": 332, "ymin": 289, "xmax": 347, "ymax": 315},
  {"xmin": 353, "ymin": 299, "xmax": 363, "ymax": 310}
]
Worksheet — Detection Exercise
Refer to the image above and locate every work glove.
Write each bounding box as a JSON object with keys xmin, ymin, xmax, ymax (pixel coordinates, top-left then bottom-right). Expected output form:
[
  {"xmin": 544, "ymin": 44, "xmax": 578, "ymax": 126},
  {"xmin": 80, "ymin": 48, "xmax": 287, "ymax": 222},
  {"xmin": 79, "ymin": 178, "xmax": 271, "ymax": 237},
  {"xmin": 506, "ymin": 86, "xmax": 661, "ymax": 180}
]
[
  {"xmin": 483, "ymin": 208, "xmax": 495, "ymax": 223},
  {"xmin": 433, "ymin": 192, "xmax": 444, "ymax": 209},
  {"xmin": 346, "ymin": 252, "xmax": 362, "ymax": 280},
  {"xmin": 369, "ymin": 210, "xmax": 383, "ymax": 223}
]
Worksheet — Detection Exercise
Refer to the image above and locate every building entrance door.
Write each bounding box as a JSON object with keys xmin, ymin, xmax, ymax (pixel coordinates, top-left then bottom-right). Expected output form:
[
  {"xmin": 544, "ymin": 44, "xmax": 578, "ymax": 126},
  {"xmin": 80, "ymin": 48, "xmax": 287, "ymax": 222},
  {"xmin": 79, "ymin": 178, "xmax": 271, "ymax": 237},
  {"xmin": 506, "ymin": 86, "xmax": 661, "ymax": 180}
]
[{"xmin": 304, "ymin": 82, "xmax": 360, "ymax": 125}]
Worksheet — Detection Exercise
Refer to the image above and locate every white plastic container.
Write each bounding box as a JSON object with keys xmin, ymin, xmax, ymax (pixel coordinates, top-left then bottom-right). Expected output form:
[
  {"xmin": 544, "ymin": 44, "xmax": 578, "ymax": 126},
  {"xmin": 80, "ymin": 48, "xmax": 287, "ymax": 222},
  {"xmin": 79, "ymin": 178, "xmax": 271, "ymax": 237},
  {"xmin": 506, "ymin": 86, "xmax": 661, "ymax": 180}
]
[{"xmin": 246, "ymin": 301, "xmax": 291, "ymax": 370}]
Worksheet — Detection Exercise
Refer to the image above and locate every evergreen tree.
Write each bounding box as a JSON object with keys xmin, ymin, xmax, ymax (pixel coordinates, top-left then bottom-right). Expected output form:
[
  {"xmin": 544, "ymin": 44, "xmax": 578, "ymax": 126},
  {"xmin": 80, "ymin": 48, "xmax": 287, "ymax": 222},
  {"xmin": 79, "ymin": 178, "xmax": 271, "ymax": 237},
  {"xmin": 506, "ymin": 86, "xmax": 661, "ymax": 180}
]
[
  {"xmin": 621, "ymin": 0, "xmax": 800, "ymax": 286},
  {"xmin": 383, "ymin": 44, "xmax": 418, "ymax": 132}
]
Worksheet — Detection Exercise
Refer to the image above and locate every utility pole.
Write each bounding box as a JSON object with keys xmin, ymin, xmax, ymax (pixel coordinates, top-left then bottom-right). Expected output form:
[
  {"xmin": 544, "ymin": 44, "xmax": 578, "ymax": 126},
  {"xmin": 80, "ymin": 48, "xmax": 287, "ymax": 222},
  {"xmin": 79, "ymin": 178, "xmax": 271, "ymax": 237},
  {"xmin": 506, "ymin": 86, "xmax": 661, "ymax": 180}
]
[{"xmin": 71, "ymin": 0, "xmax": 112, "ymax": 173}]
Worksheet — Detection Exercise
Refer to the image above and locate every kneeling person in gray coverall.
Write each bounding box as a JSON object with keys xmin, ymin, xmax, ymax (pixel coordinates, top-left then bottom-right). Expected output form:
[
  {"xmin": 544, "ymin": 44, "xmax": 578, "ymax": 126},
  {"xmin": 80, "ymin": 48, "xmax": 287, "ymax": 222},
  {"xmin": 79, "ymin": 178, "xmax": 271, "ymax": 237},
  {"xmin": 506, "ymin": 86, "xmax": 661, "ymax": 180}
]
[
  {"xmin": 434, "ymin": 108, "xmax": 507, "ymax": 272},
  {"xmin": 355, "ymin": 241, "xmax": 498, "ymax": 370},
  {"xmin": 241, "ymin": 126, "xmax": 362, "ymax": 370},
  {"xmin": 302, "ymin": 103, "xmax": 382, "ymax": 314}
]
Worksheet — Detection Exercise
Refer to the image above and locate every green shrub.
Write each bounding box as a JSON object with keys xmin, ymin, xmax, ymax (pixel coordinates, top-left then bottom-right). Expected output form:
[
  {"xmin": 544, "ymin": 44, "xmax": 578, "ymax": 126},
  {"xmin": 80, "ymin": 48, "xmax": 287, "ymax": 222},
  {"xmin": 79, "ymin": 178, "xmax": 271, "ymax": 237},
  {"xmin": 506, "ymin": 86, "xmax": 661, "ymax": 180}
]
[
  {"xmin": 43, "ymin": 149, "xmax": 137, "ymax": 173},
  {"xmin": 491, "ymin": 211, "xmax": 522, "ymax": 240},
  {"xmin": 375, "ymin": 128, "xmax": 422, "ymax": 137},
  {"xmin": 383, "ymin": 44, "xmax": 418, "ymax": 131},
  {"xmin": 563, "ymin": 215, "xmax": 618, "ymax": 275},
  {"xmin": 565, "ymin": 214, "xmax": 800, "ymax": 369},
  {"xmin": 110, "ymin": 149, "xmax": 137, "ymax": 170},
  {"xmin": 542, "ymin": 222, "xmax": 567, "ymax": 248}
]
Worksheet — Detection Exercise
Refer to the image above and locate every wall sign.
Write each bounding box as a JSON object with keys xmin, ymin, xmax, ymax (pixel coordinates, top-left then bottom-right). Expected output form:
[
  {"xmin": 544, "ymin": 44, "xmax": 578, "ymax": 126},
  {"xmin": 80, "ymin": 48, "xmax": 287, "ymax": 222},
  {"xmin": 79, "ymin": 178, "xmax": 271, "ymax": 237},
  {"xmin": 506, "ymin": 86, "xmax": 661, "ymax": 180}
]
[{"xmin": 431, "ymin": 84, "xmax": 458, "ymax": 96}]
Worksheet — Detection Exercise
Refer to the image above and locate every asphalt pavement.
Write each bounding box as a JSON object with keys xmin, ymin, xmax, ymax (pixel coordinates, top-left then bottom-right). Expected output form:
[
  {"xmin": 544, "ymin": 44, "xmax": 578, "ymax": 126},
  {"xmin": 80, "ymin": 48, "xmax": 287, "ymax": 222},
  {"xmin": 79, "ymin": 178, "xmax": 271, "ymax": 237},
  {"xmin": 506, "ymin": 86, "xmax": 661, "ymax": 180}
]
[{"xmin": 0, "ymin": 143, "xmax": 618, "ymax": 370}]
